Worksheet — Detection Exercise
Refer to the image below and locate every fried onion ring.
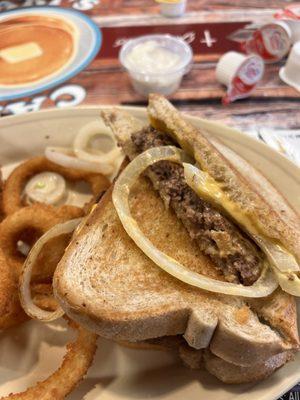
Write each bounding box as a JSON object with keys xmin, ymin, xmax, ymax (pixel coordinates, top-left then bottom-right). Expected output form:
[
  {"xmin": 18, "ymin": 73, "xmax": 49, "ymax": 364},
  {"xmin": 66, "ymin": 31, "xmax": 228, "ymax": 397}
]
[
  {"xmin": 0, "ymin": 251, "xmax": 57, "ymax": 330},
  {"xmin": 0, "ymin": 247, "xmax": 27, "ymax": 330},
  {"xmin": 3, "ymin": 156, "xmax": 109, "ymax": 215},
  {"xmin": 54, "ymin": 205, "xmax": 84, "ymax": 220},
  {"xmin": 0, "ymin": 205, "xmax": 64, "ymax": 279},
  {"xmin": 0, "ymin": 319, "xmax": 98, "ymax": 400},
  {"xmin": 0, "ymin": 204, "xmax": 82, "ymax": 329}
]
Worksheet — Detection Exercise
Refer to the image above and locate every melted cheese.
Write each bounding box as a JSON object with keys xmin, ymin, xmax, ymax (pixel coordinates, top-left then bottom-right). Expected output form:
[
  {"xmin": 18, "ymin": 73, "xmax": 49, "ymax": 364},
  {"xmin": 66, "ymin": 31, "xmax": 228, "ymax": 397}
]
[
  {"xmin": 190, "ymin": 169, "xmax": 259, "ymax": 235},
  {"xmin": 183, "ymin": 163, "xmax": 299, "ymax": 274}
]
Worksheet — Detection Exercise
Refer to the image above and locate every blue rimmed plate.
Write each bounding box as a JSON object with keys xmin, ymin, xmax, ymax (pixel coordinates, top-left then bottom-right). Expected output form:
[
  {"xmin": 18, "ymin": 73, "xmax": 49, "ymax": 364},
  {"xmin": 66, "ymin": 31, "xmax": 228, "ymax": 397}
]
[{"xmin": 0, "ymin": 6, "xmax": 101, "ymax": 102}]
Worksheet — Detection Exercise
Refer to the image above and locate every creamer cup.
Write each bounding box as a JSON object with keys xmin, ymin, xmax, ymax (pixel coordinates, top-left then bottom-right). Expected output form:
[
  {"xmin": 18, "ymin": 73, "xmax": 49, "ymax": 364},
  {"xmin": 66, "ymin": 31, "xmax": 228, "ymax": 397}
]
[
  {"xmin": 242, "ymin": 22, "xmax": 292, "ymax": 63},
  {"xmin": 283, "ymin": 20, "xmax": 300, "ymax": 43},
  {"xmin": 279, "ymin": 41, "xmax": 300, "ymax": 92},
  {"xmin": 216, "ymin": 51, "xmax": 264, "ymax": 104},
  {"xmin": 275, "ymin": 4, "xmax": 300, "ymax": 21}
]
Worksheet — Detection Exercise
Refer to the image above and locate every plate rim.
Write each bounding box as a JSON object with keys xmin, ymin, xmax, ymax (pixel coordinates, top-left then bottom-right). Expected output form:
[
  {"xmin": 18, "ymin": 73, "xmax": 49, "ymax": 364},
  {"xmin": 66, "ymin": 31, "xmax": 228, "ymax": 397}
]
[
  {"xmin": 0, "ymin": 6, "xmax": 102, "ymax": 102},
  {"xmin": 1, "ymin": 104, "xmax": 299, "ymax": 184}
]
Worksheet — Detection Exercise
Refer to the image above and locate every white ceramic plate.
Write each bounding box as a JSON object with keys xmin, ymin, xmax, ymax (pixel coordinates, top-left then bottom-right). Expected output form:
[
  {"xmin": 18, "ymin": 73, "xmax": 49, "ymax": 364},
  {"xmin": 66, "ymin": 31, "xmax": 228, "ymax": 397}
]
[
  {"xmin": 0, "ymin": 107, "xmax": 299, "ymax": 400},
  {"xmin": 0, "ymin": 7, "xmax": 101, "ymax": 102}
]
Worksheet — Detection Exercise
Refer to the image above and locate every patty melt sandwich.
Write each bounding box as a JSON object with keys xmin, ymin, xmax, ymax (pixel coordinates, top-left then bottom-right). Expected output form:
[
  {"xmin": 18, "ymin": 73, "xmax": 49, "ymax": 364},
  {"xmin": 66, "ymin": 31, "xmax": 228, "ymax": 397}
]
[{"xmin": 54, "ymin": 95, "xmax": 300, "ymax": 384}]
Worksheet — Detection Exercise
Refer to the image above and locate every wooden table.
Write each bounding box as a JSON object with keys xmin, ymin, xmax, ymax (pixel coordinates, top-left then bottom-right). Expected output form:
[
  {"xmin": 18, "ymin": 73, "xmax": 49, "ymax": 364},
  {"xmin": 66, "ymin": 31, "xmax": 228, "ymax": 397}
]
[
  {"xmin": 0, "ymin": 2, "xmax": 299, "ymax": 396},
  {"xmin": 1, "ymin": 0, "xmax": 300, "ymax": 134}
]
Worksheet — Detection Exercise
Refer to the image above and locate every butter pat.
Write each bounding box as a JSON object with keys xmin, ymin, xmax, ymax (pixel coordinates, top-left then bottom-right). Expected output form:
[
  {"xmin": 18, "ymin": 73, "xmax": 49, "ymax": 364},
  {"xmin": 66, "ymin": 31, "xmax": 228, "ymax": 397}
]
[{"xmin": 0, "ymin": 42, "xmax": 43, "ymax": 64}]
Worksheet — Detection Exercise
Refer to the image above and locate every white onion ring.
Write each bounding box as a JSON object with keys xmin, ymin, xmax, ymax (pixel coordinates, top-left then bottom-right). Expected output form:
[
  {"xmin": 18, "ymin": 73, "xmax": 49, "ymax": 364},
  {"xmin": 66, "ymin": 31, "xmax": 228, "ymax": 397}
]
[
  {"xmin": 19, "ymin": 218, "xmax": 82, "ymax": 322},
  {"xmin": 112, "ymin": 146, "xmax": 278, "ymax": 298},
  {"xmin": 45, "ymin": 146, "xmax": 114, "ymax": 176},
  {"xmin": 74, "ymin": 120, "xmax": 121, "ymax": 165}
]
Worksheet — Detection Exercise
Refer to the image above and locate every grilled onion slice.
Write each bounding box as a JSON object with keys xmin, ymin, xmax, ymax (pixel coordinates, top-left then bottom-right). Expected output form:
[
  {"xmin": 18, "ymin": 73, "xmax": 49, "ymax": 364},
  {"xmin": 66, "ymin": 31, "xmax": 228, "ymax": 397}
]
[
  {"xmin": 74, "ymin": 120, "xmax": 122, "ymax": 165},
  {"xmin": 45, "ymin": 146, "xmax": 114, "ymax": 176},
  {"xmin": 20, "ymin": 218, "xmax": 82, "ymax": 322},
  {"xmin": 113, "ymin": 146, "xmax": 278, "ymax": 298}
]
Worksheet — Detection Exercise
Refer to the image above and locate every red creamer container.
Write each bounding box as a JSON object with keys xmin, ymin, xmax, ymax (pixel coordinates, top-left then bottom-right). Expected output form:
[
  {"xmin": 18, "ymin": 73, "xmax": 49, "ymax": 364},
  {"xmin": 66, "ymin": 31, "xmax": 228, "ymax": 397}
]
[
  {"xmin": 242, "ymin": 21, "xmax": 292, "ymax": 63},
  {"xmin": 216, "ymin": 51, "xmax": 264, "ymax": 105}
]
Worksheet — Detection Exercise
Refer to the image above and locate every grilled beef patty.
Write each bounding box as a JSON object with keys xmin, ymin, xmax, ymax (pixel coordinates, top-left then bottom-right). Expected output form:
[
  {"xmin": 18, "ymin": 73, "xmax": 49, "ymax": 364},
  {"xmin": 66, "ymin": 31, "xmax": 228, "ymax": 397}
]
[{"xmin": 131, "ymin": 126, "xmax": 262, "ymax": 286}]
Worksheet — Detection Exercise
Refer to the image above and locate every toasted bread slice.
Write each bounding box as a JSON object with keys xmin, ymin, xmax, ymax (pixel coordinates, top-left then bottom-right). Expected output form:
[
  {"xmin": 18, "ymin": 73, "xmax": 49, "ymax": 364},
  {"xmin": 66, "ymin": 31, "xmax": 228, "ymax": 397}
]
[
  {"xmin": 119, "ymin": 336, "xmax": 294, "ymax": 384},
  {"xmin": 203, "ymin": 349, "xmax": 294, "ymax": 384},
  {"xmin": 147, "ymin": 94, "xmax": 300, "ymax": 263},
  {"xmin": 54, "ymin": 176, "xmax": 299, "ymax": 368}
]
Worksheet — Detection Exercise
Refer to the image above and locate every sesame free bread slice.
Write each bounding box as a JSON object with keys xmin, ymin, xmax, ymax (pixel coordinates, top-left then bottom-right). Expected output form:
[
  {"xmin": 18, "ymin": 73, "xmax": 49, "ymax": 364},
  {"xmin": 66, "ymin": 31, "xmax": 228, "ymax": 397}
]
[{"xmin": 53, "ymin": 176, "xmax": 299, "ymax": 368}]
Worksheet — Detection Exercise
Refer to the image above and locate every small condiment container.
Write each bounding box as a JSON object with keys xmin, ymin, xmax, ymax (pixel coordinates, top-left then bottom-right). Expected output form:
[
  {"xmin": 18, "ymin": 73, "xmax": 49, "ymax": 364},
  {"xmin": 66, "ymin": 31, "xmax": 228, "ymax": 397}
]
[
  {"xmin": 241, "ymin": 21, "xmax": 292, "ymax": 63},
  {"xmin": 279, "ymin": 41, "xmax": 300, "ymax": 92},
  {"xmin": 156, "ymin": 0, "xmax": 187, "ymax": 18},
  {"xmin": 285, "ymin": 20, "xmax": 300, "ymax": 43},
  {"xmin": 216, "ymin": 51, "xmax": 264, "ymax": 105},
  {"xmin": 275, "ymin": 5, "xmax": 300, "ymax": 44},
  {"xmin": 119, "ymin": 34, "xmax": 193, "ymax": 97}
]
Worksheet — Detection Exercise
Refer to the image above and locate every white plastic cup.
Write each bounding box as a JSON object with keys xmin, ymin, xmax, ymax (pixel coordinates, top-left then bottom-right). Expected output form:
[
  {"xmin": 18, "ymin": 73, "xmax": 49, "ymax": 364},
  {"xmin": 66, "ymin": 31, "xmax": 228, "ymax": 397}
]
[
  {"xmin": 119, "ymin": 34, "xmax": 193, "ymax": 97},
  {"xmin": 279, "ymin": 41, "xmax": 300, "ymax": 92},
  {"xmin": 216, "ymin": 51, "xmax": 264, "ymax": 104},
  {"xmin": 159, "ymin": 0, "xmax": 187, "ymax": 18},
  {"xmin": 284, "ymin": 20, "xmax": 300, "ymax": 43},
  {"xmin": 242, "ymin": 21, "xmax": 291, "ymax": 62},
  {"xmin": 216, "ymin": 52, "xmax": 246, "ymax": 87}
]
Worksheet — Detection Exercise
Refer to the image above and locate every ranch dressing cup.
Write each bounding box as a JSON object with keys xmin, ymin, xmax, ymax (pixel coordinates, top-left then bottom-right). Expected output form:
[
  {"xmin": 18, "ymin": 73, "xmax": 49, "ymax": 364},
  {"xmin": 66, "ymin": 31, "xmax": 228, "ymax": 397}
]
[
  {"xmin": 120, "ymin": 34, "xmax": 193, "ymax": 96},
  {"xmin": 241, "ymin": 21, "xmax": 292, "ymax": 63},
  {"xmin": 216, "ymin": 51, "xmax": 264, "ymax": 105},
  {"xmin": 156, "ymin": 0, "xmax": 187, "ymax": 18}
]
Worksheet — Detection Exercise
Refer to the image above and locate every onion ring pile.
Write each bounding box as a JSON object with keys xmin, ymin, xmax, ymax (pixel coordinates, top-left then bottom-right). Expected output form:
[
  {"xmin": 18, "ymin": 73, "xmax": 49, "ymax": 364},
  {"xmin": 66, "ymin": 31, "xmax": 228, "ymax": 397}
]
[
  {"xmin": 0, "ymin": 120, "xmax": 119, "ymax": 398},
  {"xmin": 0, "ymin": 319, "xmax": 98, "ymax": 400},
  {"xmin": 0, "ymin": 149, "xmax": 108, "ymax": 333},
  {"xmin": 3, "ymin": 156, "xmax": 109, "ymax": 216}
]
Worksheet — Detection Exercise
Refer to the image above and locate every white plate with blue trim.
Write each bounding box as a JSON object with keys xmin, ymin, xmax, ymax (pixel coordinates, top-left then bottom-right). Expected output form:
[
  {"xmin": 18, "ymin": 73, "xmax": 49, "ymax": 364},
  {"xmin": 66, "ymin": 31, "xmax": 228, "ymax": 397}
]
[{"xmin": 0, "ymin": 7, "xmax": 101, "ymax": 102}]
